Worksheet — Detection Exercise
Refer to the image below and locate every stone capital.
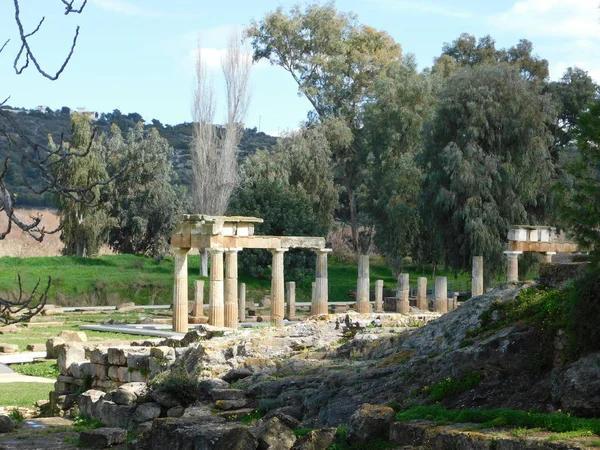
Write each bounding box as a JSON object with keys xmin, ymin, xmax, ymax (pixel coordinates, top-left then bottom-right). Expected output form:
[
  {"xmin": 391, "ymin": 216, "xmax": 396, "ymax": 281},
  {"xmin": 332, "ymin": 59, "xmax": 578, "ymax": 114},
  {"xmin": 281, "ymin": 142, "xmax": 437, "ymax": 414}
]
[
  {"xmin": 208, "ymin": 248, "xmax": 225, "ymax": 254},
  {"xmin": 270, "ymin": 248, "xmax": 288, "ymax": 255},
  {"xmin": 504, "ymin": 251, "xmax": 523, "ymax": 257},
  {"xmin": 224, "ymin": 248, "xmax": 243, "ymax": 253},
  {"xmin": 173, "ymin": 247, "xmax": 190, "ymax": 255}
]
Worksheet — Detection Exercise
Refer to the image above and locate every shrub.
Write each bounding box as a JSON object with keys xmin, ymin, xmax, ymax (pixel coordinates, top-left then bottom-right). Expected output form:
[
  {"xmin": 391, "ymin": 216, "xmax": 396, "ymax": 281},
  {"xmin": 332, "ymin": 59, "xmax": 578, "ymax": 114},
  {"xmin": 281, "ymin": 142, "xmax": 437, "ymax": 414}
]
[
  {"xmin": 428, "ymin": 372, "xmax": 482, "ymax": 402},
  {"xmin": 147, "ymin": 369, "xmax": 202, "ymax": 407}
]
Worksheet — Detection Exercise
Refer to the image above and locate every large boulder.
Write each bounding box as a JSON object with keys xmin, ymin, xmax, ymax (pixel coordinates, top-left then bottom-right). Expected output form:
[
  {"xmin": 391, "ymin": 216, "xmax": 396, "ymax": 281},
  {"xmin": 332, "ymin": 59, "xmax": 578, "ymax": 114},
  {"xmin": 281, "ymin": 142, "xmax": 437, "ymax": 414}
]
[
  {"xmin": 79, "ymin": 427, "xmax": 127, "ymax": 448},
  {"xmin": 255, "ymin": 417, "xmax": 296, "ymax": 450},
  {"xmin": 552, "ymin": 352, "xmax": 600, "ymax": 417},
  {"xmin": 132, "ymin": 402, "xmax": 161, "ymax": 424},
  {"xmin": 59, "ymin": 330, "xmax": 88, "ymax": 343},
  {"xmin": 346, "ymin": 403, "xmax": 395, "ymax": 444},
  {"xmin": 57, "ymin": 342, "xmax": 86, "ymax": 375},
  {"xmin": 78, "ymin": 389, "xmax": 106, "ymax": 419},
  {"xmin": 0, "ymin": 415, "xmax": 14, "ymax": 433},
  {"xmin": 214, "ymin": 426, "xmax": 258, "ymax": 450},
  {"xmin": 291, "ymin": 428, "xmax": 337, "ymax": 450},
  {"xmin": 46, "ymin": 337, "xmax": 66, "ymax": 359}
]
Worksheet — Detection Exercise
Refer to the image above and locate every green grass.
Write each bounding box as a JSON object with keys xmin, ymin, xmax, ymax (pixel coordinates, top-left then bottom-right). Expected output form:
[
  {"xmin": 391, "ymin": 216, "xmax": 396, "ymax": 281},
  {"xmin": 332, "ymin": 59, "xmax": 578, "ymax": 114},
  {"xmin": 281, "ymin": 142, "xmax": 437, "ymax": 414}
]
[
  {"xmin": 396, "ymin": 405, "xmax": 600, "ymax": 435},
  {"xmin": 11, "ymin": 361, "xmax": 59, "ymax": 379},
  {"xmin": 0, "ymin": 253, "xmax": 471, "ymax": 307},
  {"xmin": 0, "ymin": 382, "xmax": 52, "ymax": 407},
  {"xmin": 72, "ymin": 415, "xmax": 104, "ymax": 432},
  {"xmin": 426, "ymin": 372, "xmax": 482, "ymax": 402}
]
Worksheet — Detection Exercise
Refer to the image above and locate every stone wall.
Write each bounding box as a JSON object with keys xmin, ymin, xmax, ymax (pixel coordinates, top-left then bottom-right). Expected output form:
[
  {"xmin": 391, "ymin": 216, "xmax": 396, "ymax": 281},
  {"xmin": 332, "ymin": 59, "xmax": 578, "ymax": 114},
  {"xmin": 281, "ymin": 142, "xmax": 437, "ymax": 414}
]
[{"xmin": 53, "ymin": 343, "xmax": 178, "ymax": 395}]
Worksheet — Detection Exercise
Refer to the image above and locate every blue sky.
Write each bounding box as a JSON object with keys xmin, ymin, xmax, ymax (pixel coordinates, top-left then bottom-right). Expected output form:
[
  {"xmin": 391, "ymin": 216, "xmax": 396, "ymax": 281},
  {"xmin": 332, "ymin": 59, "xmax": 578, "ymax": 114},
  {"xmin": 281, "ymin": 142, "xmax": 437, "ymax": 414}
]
[{"xmin": 0, "ymin": 0, "xmax": 598, "ymax": 136}]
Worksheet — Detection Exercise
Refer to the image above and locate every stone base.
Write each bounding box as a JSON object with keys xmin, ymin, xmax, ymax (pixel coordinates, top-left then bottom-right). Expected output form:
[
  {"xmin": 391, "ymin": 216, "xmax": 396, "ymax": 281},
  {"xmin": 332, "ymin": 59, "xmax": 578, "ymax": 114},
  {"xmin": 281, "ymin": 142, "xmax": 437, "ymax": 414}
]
[{"xmin": 189, "ymin": 316, "xmax": 209, "ymax": 324}]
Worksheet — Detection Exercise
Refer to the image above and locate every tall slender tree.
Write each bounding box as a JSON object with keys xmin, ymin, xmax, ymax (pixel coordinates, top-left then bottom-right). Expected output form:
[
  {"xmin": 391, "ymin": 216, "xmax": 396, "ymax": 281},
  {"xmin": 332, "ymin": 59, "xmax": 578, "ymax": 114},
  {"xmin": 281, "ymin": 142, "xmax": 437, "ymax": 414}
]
[{"xmin": 191, "ymin": 30, "xmax": 251, "ymax": 275}]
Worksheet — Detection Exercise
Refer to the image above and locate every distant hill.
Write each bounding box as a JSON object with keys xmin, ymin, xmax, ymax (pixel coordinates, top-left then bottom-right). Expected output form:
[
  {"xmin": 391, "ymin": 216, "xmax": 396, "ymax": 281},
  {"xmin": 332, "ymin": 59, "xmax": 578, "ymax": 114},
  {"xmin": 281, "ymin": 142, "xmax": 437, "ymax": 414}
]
[{"xmin": 0, "ymin": 106, "xmax": 277, "ymax": 207}]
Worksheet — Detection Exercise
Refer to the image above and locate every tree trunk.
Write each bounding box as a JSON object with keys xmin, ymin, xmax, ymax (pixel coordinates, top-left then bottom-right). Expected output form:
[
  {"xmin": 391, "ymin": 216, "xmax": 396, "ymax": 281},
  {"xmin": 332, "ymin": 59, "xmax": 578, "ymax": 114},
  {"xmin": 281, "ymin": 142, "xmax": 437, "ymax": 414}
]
[{"xmin": 200, "ymin": 248, "xmax": 209, "ymax": 277}]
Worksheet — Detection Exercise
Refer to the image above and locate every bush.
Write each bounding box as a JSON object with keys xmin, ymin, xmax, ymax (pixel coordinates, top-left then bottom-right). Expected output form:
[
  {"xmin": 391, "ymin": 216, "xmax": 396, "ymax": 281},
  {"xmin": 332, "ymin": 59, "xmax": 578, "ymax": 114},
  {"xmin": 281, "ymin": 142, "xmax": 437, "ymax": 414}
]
[
  {"xmin": 147, "ymin": 369, "xmax": 202, "ymax": 407},
  {"xmin": 428, "ymin": 372, "xmax": 482, "ymax": 402}
]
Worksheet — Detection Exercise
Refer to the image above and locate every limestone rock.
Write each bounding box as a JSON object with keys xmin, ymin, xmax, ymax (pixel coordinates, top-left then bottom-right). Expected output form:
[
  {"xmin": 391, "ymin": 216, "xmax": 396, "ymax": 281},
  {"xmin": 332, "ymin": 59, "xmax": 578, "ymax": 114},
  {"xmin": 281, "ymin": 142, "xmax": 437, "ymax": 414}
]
[
  {"xmin": 291, "ymin": 428, "xmax": 337, "ymax": 450},
  {"xmin": 132, "ymin": 402, "xmax": 161, "ymax": 423},
  {"xmin": 150, "ymin": 389, "xmax": 181, "ymax": 408},
  {"xmin": 215, "ymin": 426, "xmax": 258, "ymax": 450},
  {"xmin": 46, "ymin": 337, "xmax": 65, "ymax": 359},
  {"xmin": 118, "ymin": 382, "xmax": 147, "ymax": 397},
  {"xmin": 79, "ymin": 427, "xmax": 127, "ymax": 448},
  {"xmin": 57, "ymin": 342, "xmax": 86, "ymax": 375},
  {"xmin": 133, "ymin": 421, "xmax": 153, "ymax": 437},
  {"xmin": 112, "ymin": 389, "xmax": 137, "ymax": 406},
  {"xmin": 59, "ymin": 330, "xmax": 88, "ymax": 343},
  {"xmin": 0, "ymin": 415, "xmax": 15, "ymax": 433},
  {"xmin": 216, "ymin": 399, "xmax": 248, "ymax": 410},
  {"xmin": 166, "ymin": 406, "xmax": 185, "ymax": 418},
  {"xmin": 346, "ymin": 403, "xmax": 395, "ymax": 444},
  {"xmin": 96, "ymin": 399, "xmax": 135, "ymax": 429},
  {"xmin": 78, "ymin": 389, "xmax": 106, "ymax": 419},
  {"xmin": 211, "ymin": 388, "xmax": 246, "ymax": 401},
  {"xmin": 200, "ymin": 378, "xmax": 231, "ymax": 396},
  {"xmin": 0, "ymin": 325, "xmax": 19, "ymax": 334},
  {"xmin": 116, "ymin": 302, "xmax": 136, "ymax": 310},
  {"xmin": 255, "ymin": 417, "xmax": 296, "ymax": 450},
  {"xmin": 26, "ymin": 343, "xmax": 46, "ymax": 352},
  {"xmin": 90, "ymin": 348, "xmax": 109, "ymax": 365},
  {"xmin": 223, "ymin": 367, "xmax": 253, "ymax": 383},
  {"xmin": 552, "ymin": 352, "xmax": 600, "ymax": 417},
  {"xmin": 0, "ymin": 344, "xmax": 18, "ymax": 353}
]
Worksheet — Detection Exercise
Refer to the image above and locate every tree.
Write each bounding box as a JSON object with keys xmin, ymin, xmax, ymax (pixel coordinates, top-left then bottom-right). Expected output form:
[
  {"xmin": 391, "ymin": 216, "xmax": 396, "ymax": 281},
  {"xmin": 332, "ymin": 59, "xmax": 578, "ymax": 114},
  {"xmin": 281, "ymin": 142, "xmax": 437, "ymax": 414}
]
[
  {"xmin": 229, "ymin": 126, "xmax": 337, "ymax": 281},
  {"xmin": 247, "ymin": 2, "xmax": 402, "ymax": 254},
  {"xmin": 102, "ymin": 123, "xmax": 186, "ymax": 258},
  {"xmin": 556, "ymin": 100, "xmax": 600, "ymax": 254},
  {"xmin": 53, "ymin": 113, "xmax": 113, "ymax": 257},
  {"xmin": 191, "ymin": 30, "xmax": 251, "ymax": 275},
  {"xmin": 422, "ymin": 64, "xmax": 556, "ymax": 277},
  {"xmin": 358, "ymin": 57, "xmax": 433, "ymax": 272}
]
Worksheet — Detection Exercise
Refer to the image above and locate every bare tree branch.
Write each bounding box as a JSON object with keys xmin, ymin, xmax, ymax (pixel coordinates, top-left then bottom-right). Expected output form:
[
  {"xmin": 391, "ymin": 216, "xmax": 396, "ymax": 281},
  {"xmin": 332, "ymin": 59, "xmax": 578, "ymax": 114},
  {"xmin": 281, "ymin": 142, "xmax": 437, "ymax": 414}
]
[{"xmin": 0, "ymin": 275, "xmax": 51, "ymax": 325}]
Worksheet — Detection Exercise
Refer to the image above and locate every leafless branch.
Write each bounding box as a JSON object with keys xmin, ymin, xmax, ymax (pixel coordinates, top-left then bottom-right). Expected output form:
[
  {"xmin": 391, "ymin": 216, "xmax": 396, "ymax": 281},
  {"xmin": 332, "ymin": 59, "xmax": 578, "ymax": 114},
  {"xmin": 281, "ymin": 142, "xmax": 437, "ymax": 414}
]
[{"xmin": 0, "ymin": 275, "xmax": 51, "ymax": 325}]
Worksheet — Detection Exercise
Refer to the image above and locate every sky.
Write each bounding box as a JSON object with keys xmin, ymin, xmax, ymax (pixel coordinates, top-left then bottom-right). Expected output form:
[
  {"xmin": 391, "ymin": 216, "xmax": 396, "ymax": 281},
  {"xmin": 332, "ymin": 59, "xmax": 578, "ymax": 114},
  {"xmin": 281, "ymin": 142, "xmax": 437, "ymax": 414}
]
[{"xmin": 0, "ymin": 0, "xmax": 598, "ymax": 136}]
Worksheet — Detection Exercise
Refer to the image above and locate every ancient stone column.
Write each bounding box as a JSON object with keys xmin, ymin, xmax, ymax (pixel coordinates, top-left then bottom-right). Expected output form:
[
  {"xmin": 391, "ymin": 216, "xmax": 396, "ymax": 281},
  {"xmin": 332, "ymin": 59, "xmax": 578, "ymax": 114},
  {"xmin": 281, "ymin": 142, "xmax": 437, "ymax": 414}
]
[
  {"xmin": 542, "ymin": 252, "xmax": 556, "ymax": 263},
  {"xmin": 224, "ymin": 249, "xmax": 241, "ymax": 328},
  {"xmin": 192, "ymin": 280, "xmax": 204, "ymax": 318},
  {"xmin": 451, "ymin": 292, "xmax": 459, "ymax": 311},
  {"xmin": 504, "ymin": 251, "xmax": 522, "ymax": 282},
  {"xmin": 270, "ymin": 249, "xmax": 287, "ymax": 326},
  {"xmin": 311, "ymin": 282, "xmax": 317, "ymax": 316},
  {"xmin": 238, "ymin": 282, "xmax": 246, "ymax": 323},
  {"xmin": 472, "ymin": 256, "xmax": 484, "ymax": 297},
  {"xmin": 416, "ymin": 277, "xmax": 428, "ymax": 311},
  {"xmin": 434, "ymin": 277, "xmax": 448, "ymax": 313},
  {"xmin": 396, "ymin": 273, "xmax": 410, "ymax": 314},
  {"xmin": 173, "ymin": 248, "xmax": 190, "ymax": 333},
  {"xmin": 374, "ymin": 280, "xmax": 384, "ymax": 313},
  {"xmin": 356, "ymin": 255, "xmax": 371, "ymax": 313},
  {"xmin": 286, "ymin": 281, "xmax": 296, "ymax": 321},
  {"xmin": 208, "ymin": 249, "xmax": 225, "ymax": 327},
  {"xmin": 313, "ymin": 249, "xmax": 331, "ymax": 316}
]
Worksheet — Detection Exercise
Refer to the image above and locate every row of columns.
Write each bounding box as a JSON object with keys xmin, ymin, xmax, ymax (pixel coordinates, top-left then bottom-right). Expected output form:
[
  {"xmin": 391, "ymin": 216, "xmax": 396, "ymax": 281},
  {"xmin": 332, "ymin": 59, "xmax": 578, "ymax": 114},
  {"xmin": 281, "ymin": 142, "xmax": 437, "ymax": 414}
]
[
  {"xmin": 173, "ymin": 247, "xmax": 331, "ymax": 332},
  {"xmin": 504, "ymin": 251, "xmax": 555, "ymax": 282}
]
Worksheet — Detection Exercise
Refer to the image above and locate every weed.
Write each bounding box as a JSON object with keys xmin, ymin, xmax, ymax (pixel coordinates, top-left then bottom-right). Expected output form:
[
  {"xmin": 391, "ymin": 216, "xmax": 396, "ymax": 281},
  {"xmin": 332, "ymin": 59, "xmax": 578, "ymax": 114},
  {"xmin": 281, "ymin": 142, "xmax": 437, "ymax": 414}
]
[
  {"xmin": 11, "ymin": 362, "xmax": 59, "ymax": 379},
  {"xmin": 72, "ymin": 415, "xmax": 103, "ymax": 432},
  {"xmin": 64, "ymin": 437, "xmax": 80, "ymax": 446},
  {"xmin": 293, "ymin": 428, "xmax": 313, "ymax": 439},
  {"xmin": 8, "ymin": 408, "xmax": 24, "ymax": 425},
  {"xmin": 240, "ymin": 410, "xmax": 261, "ymax": 425},
  {"xmin": 459, "ymin": 339, "xmax": 474, "ymax": 348},
  {"xmin": 429, "ymin": 372, "xmax": 482, "ymax": 402}
]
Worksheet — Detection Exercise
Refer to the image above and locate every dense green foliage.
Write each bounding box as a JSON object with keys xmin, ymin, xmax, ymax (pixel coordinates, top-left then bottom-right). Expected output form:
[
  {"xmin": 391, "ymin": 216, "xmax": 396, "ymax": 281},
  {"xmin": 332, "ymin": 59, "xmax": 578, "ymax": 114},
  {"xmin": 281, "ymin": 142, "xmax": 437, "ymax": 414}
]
[
  {"xmin": 422, "ymin": 63, "xmax": 556, "ymax": 277},
  {"xmin": 230, "ymin": 127, "xmax": 337, "ymax": 281},
  {"xmin": 397, "ymin": 405, "xmax": 600, "ymax": 435},
  {"xmin": 53, "ymin": 114, "xmax": 114, "ymax": 257}
]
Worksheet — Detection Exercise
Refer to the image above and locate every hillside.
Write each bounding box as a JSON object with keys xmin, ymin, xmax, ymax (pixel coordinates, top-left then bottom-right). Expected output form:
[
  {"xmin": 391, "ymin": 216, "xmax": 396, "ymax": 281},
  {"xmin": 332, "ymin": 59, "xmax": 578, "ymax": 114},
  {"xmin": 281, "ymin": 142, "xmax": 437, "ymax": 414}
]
[{"xmin": 0, "ymin": 106, "xmax": 277, "ymax": 207}]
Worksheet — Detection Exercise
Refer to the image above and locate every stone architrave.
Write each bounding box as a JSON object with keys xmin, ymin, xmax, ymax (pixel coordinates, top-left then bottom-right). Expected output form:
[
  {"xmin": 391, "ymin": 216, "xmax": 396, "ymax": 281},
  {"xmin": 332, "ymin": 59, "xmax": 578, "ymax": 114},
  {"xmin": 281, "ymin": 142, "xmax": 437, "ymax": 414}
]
[
  {"xmin": 396, "ymin": 273, "xmax": 410, "ymax": 314},
  {"xmin": 313, "ymin": 249, "xmax": 331, "ymax": 316},
  {"xmin": 224, "ymin": 249, "xmax": 241, "ymax": 328},
  {"xmin": 434, "ymin": 277, "xmax": 448, "ymax": 313},
  {"xmin": 504, "ymin": 251, "xmax": 522, "ymax": 282},
  {"xmin": 238, "ymin": 283, "xmax": 246, "ymax": 322},
  {"xmin": 208, "ymin": 249, "xmax": 225, "ymax": 327},
  {"xmin": 286, "ymin": 281, "xmax": 296, "ymax": 321},
  {"xmin": 416, "ymin": 277, "xmax": 428, "ymax": 311},
  {"xmin": 374, "ymin": 280, "xmax": 384, "ymax": 313},
  {"xmin": 173, "ymin": 248, "xmax": 190, "ymax": 332},
  {"xmin": 472, "ymin": 256, "xmax": 484, "ymax": 297},
  {"xmin": 356, "ymin": 255, "xmax": 371, "ymax": 313},
  {"xmin": 270, "ymin": 249, "xmax": 287, "ymax": 326},
  {"xmin": 192, "ymin": 280, "xmax": 205, "ymax": 318}
]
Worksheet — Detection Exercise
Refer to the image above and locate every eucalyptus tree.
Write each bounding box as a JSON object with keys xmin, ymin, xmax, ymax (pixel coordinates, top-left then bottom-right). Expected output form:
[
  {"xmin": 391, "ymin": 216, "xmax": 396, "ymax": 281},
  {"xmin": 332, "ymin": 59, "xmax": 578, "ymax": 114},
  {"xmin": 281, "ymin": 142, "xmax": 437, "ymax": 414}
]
[
  {"xmin": 422, "ymin": 64, "xmax": 556, "ymax": 276},
  {"xmin": 247, "ymin": 2, "xmax": 402, "ymax": 254}
]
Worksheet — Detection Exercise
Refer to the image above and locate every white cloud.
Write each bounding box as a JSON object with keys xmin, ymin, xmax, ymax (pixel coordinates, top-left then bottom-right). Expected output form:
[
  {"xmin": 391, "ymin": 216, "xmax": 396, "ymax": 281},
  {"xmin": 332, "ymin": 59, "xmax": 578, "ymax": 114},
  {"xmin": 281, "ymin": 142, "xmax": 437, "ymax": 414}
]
[
  {"xmin": 363, "ymin": 0, "xmax": 472, "ymax": 19},
  {"xmin": 490, "ymin": 0, "xmax": 600, "ymax": 40}
]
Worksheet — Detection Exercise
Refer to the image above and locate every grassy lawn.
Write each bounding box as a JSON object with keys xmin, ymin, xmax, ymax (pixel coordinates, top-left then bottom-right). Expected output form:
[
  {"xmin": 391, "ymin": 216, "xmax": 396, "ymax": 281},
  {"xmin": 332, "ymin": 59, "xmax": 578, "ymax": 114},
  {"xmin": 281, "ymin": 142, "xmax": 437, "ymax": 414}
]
[
  {"xmin": 0, "ymin": 253, "xmax": 471, "ymax": 307},
  {"xmin": 0, "ymin": 310, "xmax": 164, "ymax": 351},
  {"xmin": 0, "ymin": 382, "xmax": 53, "ymax": 407}
]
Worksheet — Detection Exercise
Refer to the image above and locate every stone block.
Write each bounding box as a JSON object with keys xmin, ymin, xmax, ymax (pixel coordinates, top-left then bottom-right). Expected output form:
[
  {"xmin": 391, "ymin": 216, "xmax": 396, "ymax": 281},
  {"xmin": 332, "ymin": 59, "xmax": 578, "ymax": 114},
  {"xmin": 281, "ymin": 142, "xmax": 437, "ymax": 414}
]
[
  {"xmin": 150, "ymin": 346, "xmax": 175, "ymax": 360},
  {"xmin": 55, "ymin": 381, "xmax": 70, "ymax": 394},
  {"xmin": 116, "ymin": 302, "xmax": 136, "ymax": 310},
  {"xmin": 107, "ymin": 365, "xmax": 119, "ymax": 381},
  {"xmin": 347, "ymin": 403, "xmax": 395, "ymax": 444},
  {"xmin": 112, "ymin": 389, "xmax": 137, "ymax": 406},
  {"xmin": 80, "ymin": 427, "xmax": 127, "ymax": 449},
  {"xmin": 118, "ymin": 382, "xmax": 147, "ymax": 397},
  {"xmin": 97, "ymin": 399, "xmax": 135, "ymax": 429},
  {"xmin": 80, "ymin": 362, "xmax": 94, "ymax": 378},
  {"xmin": 215, "ymin": 399, "xmax": 247, "ymax": 410},
  {"xmin": 90, "ymin": 348, "xmax": 109, "ymax": 365},
  {"xmin": 26, "ymin": 343, "xmax": 46, "ymax": 352},
  {"xmin": 57, "ymin": 342, "xmax": 86, "ymax": 376},
  {"xmin": 95, "ymin": 364, "xmax": 109, "ymax": 381},
  {"xmin": 127, "ymin": 353, "xmax": 150, "ymax": 371},
  {"xmin": 78, "ymin": 390, "xmax": 106, "ymax": 418},
  {"xmin": 46, "ymin": 337, "xmax": 66, "ymax": 359},
  {"xmin": 0, "ymin": 344, "xmax": 18, "ymax": 353},
  {"xmin": 59, "ymin": 330, "xmax": 88, "ymax": 343},
  {"xmin": 57, "ymin": 375, "xmax": 75, "ymax": 384},
  {"xmin": 0, "ymin": 325, "xmax": 19, "ymax": 334},
  {"xmin": 117, "ymin": 366, "xmax": 131, "ymax": 383},
  {"xmin": 129, "ymin": 370, "xmax": 147, "ymax": 383},
  {"xmin": 211, "ymin": 389, "xmax": 246, "ymax": 401},
  {"xmin": 132, "ymin": 402, "xmax": 161, "ymax": 423},
  {"xmin": 42, "ymin": 308, "xmax": 64, "ymax": 316}
]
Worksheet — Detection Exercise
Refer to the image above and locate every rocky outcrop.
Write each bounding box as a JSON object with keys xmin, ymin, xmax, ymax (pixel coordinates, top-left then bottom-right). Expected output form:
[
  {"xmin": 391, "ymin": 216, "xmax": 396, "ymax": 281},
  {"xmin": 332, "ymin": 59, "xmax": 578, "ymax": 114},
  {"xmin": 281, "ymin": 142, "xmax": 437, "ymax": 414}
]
[{"xmin": 552, "ymin": 352, "xmax": 600, "ymax": 416}]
